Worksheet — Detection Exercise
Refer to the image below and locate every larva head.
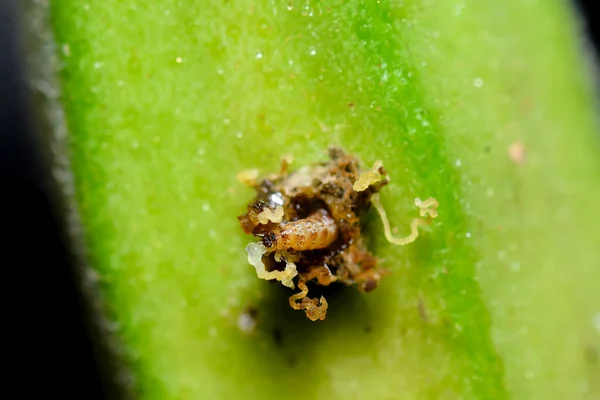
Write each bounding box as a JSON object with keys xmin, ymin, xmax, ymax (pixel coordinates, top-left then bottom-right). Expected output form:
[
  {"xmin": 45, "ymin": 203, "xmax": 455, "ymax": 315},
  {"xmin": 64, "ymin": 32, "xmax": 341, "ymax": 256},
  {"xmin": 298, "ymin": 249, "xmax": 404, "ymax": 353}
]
[{"xmin": 262, "ymin": 231, "xmax": 278, "ymax": 249}]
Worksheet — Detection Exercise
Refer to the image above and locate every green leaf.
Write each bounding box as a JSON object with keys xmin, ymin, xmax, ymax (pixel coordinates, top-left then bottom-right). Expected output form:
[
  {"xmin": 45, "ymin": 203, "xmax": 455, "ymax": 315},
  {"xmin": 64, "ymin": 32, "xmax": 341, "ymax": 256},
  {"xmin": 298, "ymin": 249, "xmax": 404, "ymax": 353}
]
[{"xmin": 41, "ymin": 0, "xmax": 600, "ymax": 398}]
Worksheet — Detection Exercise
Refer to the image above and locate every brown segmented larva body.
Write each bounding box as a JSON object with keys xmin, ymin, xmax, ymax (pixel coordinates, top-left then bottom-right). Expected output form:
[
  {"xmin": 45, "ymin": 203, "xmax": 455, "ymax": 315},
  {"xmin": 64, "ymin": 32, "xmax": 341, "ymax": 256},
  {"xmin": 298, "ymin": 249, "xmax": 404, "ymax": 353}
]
[{"xmin": 263, "ymin": 208, "xmax": 339, "ymax": 251}]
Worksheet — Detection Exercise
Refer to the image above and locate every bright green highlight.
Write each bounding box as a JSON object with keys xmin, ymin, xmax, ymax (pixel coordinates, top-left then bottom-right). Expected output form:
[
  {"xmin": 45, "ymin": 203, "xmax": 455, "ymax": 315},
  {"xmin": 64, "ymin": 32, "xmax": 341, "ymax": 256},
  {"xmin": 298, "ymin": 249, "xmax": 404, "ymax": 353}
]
[{"xmin": 51, "ymin": 0, "xmax": 600, "ymax": 399}]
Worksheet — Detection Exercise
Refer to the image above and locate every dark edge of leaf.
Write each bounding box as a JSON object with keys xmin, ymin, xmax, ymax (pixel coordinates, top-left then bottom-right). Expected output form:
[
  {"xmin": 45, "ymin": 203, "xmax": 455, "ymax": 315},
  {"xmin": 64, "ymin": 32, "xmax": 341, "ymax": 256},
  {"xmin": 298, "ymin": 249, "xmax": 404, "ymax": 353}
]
[
  {"xmin": 17, "ymin": 1, "xmax": 135, "ymax": 398},
  {"xmin": 572, "ymin": 0, "xmax": 600, "ymax": 128}
]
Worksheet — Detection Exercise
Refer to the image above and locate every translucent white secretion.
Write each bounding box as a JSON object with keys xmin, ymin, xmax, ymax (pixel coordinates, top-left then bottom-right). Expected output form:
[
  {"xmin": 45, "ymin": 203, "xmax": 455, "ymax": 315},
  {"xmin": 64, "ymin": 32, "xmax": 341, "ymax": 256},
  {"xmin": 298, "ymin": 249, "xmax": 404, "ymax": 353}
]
[{"xmin": 245, "ymin": 242, "xmax": 297, "ymax": 288}]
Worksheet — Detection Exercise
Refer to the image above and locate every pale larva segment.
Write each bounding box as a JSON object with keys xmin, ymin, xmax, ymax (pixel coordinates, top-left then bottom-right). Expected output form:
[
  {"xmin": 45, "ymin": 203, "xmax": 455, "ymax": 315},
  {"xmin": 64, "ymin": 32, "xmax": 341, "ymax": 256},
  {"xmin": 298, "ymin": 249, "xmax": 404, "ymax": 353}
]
[{"xmin": 245, "ymin": 242, "xmax": 297, "ymax": 288}]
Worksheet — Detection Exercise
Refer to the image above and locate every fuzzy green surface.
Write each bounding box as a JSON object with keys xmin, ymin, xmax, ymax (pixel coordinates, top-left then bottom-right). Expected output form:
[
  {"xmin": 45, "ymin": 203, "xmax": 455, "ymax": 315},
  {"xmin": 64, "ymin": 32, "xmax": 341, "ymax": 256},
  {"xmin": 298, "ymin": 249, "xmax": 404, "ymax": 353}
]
[{"xmin": 51, "ymin": 0, "xmax": 600, "ymax": 399}]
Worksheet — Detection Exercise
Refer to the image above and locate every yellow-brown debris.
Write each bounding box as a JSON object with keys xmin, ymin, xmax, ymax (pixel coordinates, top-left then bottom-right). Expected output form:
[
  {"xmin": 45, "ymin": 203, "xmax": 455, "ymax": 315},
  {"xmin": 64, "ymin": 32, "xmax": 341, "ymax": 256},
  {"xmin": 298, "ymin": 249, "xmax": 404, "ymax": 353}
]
[{"xmin": 237, "ymin": 147, "xmax": 438, "ymax": 321}]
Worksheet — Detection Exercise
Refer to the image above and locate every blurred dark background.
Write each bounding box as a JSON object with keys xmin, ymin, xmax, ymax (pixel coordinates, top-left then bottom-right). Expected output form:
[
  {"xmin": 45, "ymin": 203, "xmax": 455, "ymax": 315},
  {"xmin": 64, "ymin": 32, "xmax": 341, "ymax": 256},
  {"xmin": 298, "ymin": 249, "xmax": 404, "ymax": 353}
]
[
  {"xmin": 2, "ymin": 1, "xmax": 107, "ymax": 398},
  {"xmin": 1, "ymin": 1, "xmax": 597, "ymax": 398},
  {"xmin": 578, "ymin": 1, "xmax": 599, "ymax": 48}
]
